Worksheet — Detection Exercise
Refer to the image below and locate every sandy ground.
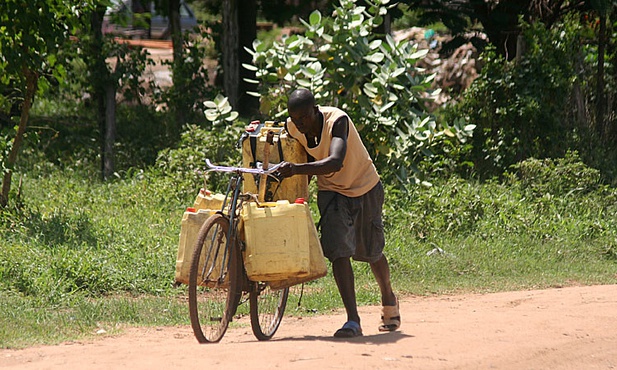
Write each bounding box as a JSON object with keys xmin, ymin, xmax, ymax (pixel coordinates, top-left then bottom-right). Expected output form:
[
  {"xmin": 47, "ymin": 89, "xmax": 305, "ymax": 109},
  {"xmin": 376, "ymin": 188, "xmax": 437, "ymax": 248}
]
[{"xmin": 1, "ymin": 284, "xmax": 616, "ymax": 370}]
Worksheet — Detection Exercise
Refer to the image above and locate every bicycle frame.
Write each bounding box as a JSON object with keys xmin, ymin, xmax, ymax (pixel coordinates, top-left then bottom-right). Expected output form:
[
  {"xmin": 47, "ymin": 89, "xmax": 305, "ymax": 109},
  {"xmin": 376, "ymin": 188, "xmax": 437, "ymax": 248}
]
[
  {"xmin": 204, "ymin": 159, "xmax": 282, "ymax": 287},
  {"xmin": 189, "ymin": 159, "xmax": 291, "ymax": 343}
]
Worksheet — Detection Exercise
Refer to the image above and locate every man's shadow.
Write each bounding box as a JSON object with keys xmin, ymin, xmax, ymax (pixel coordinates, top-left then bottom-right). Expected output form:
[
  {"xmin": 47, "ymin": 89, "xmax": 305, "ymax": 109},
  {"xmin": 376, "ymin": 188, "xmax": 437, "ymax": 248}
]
[{"xmin": 273, "ymin": 331, "xmax": 413, "ymax": 344}]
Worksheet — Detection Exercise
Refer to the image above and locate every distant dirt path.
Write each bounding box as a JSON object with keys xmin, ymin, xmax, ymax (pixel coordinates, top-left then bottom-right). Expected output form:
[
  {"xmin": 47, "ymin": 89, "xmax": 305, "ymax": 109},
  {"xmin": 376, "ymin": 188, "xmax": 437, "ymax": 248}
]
[{"xmin": 2, "ymin": 285, "xmax": 617, "ymax": 370}]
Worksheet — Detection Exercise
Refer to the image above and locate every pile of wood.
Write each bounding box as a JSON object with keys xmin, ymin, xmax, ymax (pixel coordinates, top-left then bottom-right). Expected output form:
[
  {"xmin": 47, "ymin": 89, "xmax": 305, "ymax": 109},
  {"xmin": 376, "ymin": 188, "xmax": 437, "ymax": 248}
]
[{"xmin": 393, "ymin": 27, "xmax": 484, "ymax": 108}]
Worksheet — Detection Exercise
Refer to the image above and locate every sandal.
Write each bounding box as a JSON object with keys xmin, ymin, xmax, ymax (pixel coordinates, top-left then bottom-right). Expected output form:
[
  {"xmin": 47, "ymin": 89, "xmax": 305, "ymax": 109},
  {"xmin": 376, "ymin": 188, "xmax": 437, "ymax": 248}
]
[
  {"xmin": 379, "ymin": 300, "xmax": 401, "ymax": 332},
  {"xmin": 334, "ymin": 321, "xmax": 363, "ymax": 338}
]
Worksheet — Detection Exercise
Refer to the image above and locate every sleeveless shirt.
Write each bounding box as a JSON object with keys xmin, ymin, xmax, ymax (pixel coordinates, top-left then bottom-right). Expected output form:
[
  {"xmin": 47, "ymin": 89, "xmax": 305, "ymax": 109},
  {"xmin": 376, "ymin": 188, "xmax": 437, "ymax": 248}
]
[{"xmin": 287, "ymin": 106, "xmax": 380, "ymax": 197}]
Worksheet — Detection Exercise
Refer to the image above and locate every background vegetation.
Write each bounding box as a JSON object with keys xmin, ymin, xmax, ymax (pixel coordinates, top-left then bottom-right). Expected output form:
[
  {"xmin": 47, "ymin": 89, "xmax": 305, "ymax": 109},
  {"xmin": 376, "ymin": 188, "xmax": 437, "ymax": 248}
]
[{"xmin": 1, "ymin": 0, "xmax": 616, "ymax": 348}]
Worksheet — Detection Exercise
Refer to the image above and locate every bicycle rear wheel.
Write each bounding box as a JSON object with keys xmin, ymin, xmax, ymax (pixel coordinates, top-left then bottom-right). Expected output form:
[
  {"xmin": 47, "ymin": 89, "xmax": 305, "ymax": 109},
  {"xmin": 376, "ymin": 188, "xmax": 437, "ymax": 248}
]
[
  {"xmin": 249, "ymin": 282, "xmax": 289, "ymax": 341},
  {"xmin": 188, "ymin": 214, "xmax": 242, "ymax": 343}
]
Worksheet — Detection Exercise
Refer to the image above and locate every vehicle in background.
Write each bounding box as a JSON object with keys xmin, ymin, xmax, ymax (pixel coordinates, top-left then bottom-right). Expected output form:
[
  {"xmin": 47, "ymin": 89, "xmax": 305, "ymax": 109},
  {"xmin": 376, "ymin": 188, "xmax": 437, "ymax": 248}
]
[{"xmin": 102, "ymin": 0, "xmax": 198, "ymax": 39}]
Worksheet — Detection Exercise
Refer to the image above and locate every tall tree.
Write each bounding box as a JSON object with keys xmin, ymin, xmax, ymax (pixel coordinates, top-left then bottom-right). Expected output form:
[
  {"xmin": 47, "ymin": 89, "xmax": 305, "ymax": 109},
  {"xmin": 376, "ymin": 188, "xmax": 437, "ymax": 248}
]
[
  {"xmin": 221, "ymin": 0, "xmax": 258, "ymax": 115},
  {"xmin": 86, "ymin": 2, "xmax": 117, "ymax": 181},
  {"xmin": 590, "ymin": 0, "xmax": 611, "ymax": 138},
  {"xmin": 0, "ymin": 0, "xmax": 93, "ymax": 206},
  {"xmin": 168, "ymin": 0, "xmax": 186, "ymax": 129},
  {"xmin": 85, "ymin": 1, "xmax": 156, "ymax": 179},
  {"xmin": 405, "ymin": 0, "xmax": 588, "ymax": 59}
]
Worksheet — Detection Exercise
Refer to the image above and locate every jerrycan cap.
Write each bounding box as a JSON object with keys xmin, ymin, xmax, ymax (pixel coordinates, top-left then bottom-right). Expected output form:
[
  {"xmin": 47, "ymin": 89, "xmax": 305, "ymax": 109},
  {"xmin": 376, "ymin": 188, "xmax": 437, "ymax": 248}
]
[
  {"xmin": 246, "ymin": 120, "xmax": 260, "ymax": 132},
  {"xmin": 294, "ymin": 198, "xmax": 306, "ymax": 204},
  {"xmin": 186, "ymin": 207, "xmax": 197, "ymax": 213}
]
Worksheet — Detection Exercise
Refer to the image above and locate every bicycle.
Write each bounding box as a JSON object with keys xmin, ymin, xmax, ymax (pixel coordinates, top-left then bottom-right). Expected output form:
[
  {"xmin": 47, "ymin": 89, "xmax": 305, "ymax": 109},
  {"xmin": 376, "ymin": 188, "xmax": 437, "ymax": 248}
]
[{"xmin": 188, "ymin": 159, "xmax": 289, "ymax": 343}]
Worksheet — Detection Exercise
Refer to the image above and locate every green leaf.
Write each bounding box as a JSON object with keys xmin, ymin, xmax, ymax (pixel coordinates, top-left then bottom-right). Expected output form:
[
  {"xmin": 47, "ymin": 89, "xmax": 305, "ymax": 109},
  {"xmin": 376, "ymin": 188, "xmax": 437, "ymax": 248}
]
[
  {"xmin": 242, "ymin": 63, "xmax": 258, "ymax": 71},
  {"xmin": 364, "ymin": 82, "xmax": 378, "ymax": 94},
  {"xmin": 364, "ymin": 53, "xmax": 385, "ymax": 63},
  {"xmin": 380, "ymin": 101, "xmax": 395, "ymax": 112},
  {"xmin": 225, "ymin": 111, "xmax": 239, "ymax": 121},
  {"xmin": 284, "ymin": 34, "xmax": 300, "ymax": 47},
  {"xmin": 369, "ymin": 40, "xmax": 382, "ymax": 50},
  {"xmin": 215, "ymin": 95, "xmax": 229, "ymax": 109},
  {"xmin": 391, "ymin": 67, "xmax": 406, "ymax": 78},
  {"xmin": 309, "ymin": 10, "xmax": 322, "ymax": 26},
  {"xmin": 221, "ymin": 106, "xmax": 232, "ymax": 115},
  {"xmin": 205, "ymin": 110, "xmax": 219, "ymax": 121},
  {"xmin": 409, "ymin": 49, "xmax": 429, "ymax": 60}
]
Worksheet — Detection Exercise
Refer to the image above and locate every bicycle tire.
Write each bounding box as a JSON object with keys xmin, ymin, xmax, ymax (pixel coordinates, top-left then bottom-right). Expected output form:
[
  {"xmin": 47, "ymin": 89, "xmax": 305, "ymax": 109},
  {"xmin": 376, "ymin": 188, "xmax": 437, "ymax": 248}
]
[
  {"xmin": 249, "ymin": 282, "xmax": 289, "ymax": 341},
  {"xmin": 188, "ymin": 214, "xmax": 242, "ymax": 343}
]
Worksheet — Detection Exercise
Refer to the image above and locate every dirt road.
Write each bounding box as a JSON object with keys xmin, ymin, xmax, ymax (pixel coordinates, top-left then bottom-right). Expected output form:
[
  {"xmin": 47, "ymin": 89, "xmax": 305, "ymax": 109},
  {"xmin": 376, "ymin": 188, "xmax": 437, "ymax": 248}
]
[{"xmin": 2, "ymin": 284, "xmax": 616, "ymax": 370}]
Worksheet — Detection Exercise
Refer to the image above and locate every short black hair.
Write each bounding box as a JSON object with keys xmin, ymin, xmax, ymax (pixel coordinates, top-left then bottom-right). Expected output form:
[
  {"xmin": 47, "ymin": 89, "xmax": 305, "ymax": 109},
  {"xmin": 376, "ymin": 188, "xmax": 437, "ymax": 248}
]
[{"xmin": 288, "ymin": 88, "xmax": 315, "ymax": 111}]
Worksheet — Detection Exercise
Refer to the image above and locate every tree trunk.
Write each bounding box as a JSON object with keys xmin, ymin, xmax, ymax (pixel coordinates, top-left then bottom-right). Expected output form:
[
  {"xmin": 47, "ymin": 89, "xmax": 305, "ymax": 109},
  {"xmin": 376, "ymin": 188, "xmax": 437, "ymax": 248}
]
[
  {"xmin": 1, "ymin": 68, "xmax": 37, "ymax": 207},
  {"xmin": 169, "ymin": 0, "xmax": 182, "ymax": 62},
  {"xmin": 573, "ymin": 49, "xmax": 587, "ymax": 129},
  {"xmin": 596, "ymin": 13, "xmax": 607, "ymax": 138},
  {"xmin": 472, "ymin": 0, "xmax": 532, "ymax": 60},
  {"xmin": 237, "ymin": 0, "xmax": 258, "ymax": 115},
  {"xmin": 103, "ymin": 84, "xmax": 116, "ymax": 180},
  {"xmin": 88, "ymin": 5, "xmax": 113, "ymax": 181},
  {"xmin": 222, "ymin": 0, "xmax": 240, "ymax": 109},
  {"xmin": 169, "ymin": 0, "xmax": 185, "ymax": 130}
]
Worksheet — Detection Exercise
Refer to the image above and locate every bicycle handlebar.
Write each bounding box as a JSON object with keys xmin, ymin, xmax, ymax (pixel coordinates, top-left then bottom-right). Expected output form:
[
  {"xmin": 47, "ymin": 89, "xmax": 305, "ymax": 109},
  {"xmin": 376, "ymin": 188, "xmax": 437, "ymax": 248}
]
[{"xmin": 205, "ymin": 159, "xmax": 283, "ymax": 175}]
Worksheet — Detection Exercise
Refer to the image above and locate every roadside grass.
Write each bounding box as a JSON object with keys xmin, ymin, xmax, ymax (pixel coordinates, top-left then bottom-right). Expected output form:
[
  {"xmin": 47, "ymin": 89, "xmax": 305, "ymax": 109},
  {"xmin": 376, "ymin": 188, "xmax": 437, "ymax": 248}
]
[
  {"xmin": 1, "ymin": 157, "xmax": 616, "ymax": 348},
  {"xmin": 0, "ymin": 291, "xmax": 190, "ymax": 349}
]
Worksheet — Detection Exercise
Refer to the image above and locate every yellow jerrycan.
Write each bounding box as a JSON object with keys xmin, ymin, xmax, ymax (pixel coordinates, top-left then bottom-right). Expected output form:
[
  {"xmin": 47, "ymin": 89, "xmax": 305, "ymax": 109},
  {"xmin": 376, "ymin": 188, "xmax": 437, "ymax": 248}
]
[{"xmin": 241, "ymin": 120, "xmax": 309, "ymax": 202}]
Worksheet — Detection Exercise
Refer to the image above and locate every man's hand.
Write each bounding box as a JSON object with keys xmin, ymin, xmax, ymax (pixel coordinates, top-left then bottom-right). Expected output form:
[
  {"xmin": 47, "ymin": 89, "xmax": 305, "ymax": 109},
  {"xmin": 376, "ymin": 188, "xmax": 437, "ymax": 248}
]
[{"xmin": 276, "ymin": 161, "xmax": 296, "ymax": 178}]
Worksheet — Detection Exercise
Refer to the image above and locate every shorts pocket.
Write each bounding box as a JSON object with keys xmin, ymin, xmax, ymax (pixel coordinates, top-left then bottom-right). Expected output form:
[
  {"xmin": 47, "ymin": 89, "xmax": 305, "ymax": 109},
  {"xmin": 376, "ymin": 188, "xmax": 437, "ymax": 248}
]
[{"xmin": 369, "ymin": 218, "xmax": 385, "ymax": 253}]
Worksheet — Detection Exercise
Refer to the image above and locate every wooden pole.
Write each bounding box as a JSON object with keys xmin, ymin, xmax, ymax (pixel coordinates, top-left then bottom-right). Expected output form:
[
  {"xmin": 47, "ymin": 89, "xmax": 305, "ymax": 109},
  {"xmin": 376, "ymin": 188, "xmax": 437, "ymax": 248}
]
[{"xmin": 258, "ymin": 130, "xmax": 275, "ymax": 202}]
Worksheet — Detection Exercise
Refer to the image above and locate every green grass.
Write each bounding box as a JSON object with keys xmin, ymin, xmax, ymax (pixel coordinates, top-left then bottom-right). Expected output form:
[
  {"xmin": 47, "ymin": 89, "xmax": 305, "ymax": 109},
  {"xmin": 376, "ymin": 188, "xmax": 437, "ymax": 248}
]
[
  {"xmin": 1, "ymin": 158, "xmax": 616, "ymax": 348},
  {"xmin": 0, "ymin": 291, "xmax": 190, "ymax": 348}
]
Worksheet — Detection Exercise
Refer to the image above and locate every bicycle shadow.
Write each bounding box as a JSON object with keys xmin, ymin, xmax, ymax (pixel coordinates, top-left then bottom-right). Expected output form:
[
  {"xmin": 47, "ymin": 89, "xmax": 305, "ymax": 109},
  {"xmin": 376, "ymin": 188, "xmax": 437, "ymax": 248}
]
[{"xmin": 274, "ymin": 330, "xmax": 413, "ymax": 344}]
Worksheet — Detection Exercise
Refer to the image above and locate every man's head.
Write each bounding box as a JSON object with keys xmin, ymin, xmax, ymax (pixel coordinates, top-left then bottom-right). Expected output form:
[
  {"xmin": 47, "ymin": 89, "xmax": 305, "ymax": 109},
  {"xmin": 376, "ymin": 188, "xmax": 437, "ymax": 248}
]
[{"xmin": 288, "ymin": 89, "xmax": 320, "ymax": 135}]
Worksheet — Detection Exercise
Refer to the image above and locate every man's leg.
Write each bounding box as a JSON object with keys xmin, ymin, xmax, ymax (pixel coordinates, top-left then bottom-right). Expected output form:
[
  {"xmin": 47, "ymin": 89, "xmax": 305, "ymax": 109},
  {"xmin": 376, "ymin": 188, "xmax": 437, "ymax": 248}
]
[
  {"xmin": 370, "ymin": 254, "xmax": 396, "ymax": 306},
  {"xmin": 332, "ymin": 257, "xmax": 361, "ymax": 324}
]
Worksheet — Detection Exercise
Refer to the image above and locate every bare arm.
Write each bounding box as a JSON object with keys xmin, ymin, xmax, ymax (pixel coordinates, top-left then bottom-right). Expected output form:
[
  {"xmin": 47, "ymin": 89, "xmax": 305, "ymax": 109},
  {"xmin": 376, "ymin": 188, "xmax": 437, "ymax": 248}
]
[{"xmin": 278, "ymin": 116, "xmax": 348, "ymax": 177}]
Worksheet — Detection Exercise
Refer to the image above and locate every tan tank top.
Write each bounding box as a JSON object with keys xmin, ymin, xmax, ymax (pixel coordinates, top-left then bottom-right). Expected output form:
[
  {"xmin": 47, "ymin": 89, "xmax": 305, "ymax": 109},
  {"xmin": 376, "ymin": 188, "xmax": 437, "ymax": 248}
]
[{"xmin": 287, "ymin": 106, "xmax": 380, "ymax": 197}]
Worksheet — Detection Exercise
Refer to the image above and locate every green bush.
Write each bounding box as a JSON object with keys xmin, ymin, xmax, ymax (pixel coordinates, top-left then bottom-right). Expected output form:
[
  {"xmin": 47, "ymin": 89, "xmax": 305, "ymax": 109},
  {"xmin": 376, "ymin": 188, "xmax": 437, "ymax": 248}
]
[
  {"xmin": 153, "ymin": 123, "xmax": 243, "ymax": 198},
  {"xmin": 155, "ymin": 29, "xmax": 219, "ymax": 130},
  {"xmin": 446, "ymin": 17, "xmax": 585, "ymax": 179},
  {"xmin": 245, "ymin": 0, "xmax": 473, "ymax": 186},
  {"xmin": 507, "ymin": 151, "xmax": 601, "ymax": 197},
  {"xmin": 0, "ymin": 170, "xmax": 184, "ymax": 304}
]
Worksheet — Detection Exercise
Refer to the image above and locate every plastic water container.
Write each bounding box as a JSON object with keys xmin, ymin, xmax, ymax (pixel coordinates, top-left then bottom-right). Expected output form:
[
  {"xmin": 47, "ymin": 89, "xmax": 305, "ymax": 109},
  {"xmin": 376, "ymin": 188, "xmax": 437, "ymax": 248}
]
[
  {"xmin": 268, "ymin": 198, "xmax": 327, "ymax": 289},
  {"xmin": 193, "ymin": 189, "xmax": 226, "ymax": 211},
  {"xmin": 241, "ymin": 200, "xmax": 311, "ymax": 281},
  {"xmin": 241, "ymin": 124, "xmax": 309, "ymax": 202},
  {"xmin": 175, "ymin": 207, "xmax": 216, "ymax": 285}
]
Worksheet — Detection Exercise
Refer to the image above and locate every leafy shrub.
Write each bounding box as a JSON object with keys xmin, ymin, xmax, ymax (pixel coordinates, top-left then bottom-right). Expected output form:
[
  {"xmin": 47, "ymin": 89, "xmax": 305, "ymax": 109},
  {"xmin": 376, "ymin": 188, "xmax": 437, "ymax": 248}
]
[
  {"xmin": 155, "ymin": 29, "xmax": 219, "ymax": 129},
  {"xmin": 384, "ymin": 176, "xmax": 485, "ymax": 240},
  {"xmin": 506, "ymin": 151, "xmax": 601, "ymax": 196},
  {"xmin": 446, "ymin": 16, "xmax": 595, "ymax": 179},
  {"xmin": 153, "ymin": 122, "xmax": 243, "ymax": 198},
  {"xmin": 245, "ymin": 0, "xmax": 473, "ymax": 186},
  {"xmin": 0, "ymin": 169, "xmax": 185, "ymax": 303}
]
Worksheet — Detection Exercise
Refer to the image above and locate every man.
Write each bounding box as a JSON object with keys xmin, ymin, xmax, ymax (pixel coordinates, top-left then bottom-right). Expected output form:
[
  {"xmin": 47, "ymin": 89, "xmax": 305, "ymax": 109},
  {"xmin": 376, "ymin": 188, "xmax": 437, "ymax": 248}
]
[{"xmin": 277, "ymin": 88, "xmax": 400, "ymax": 338}]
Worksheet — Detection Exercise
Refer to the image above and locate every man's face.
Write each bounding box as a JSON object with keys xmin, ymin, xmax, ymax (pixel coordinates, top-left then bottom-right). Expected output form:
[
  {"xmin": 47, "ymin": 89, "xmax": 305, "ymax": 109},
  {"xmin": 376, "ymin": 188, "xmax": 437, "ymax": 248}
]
[{"xmin": 289, "ymin": 105, "xmax": 318, "ymax": 135}]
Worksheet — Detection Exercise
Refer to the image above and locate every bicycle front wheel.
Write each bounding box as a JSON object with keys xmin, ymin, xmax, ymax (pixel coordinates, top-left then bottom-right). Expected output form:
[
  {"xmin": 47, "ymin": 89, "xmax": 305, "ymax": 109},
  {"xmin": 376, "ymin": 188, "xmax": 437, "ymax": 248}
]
[
  {"xmin": 188, "ymin": 214, "xmax": 242, "ymax": 343},
  {"xmin": 249, "ymin": 282, "xmax": 289, "ymax": 341}
]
